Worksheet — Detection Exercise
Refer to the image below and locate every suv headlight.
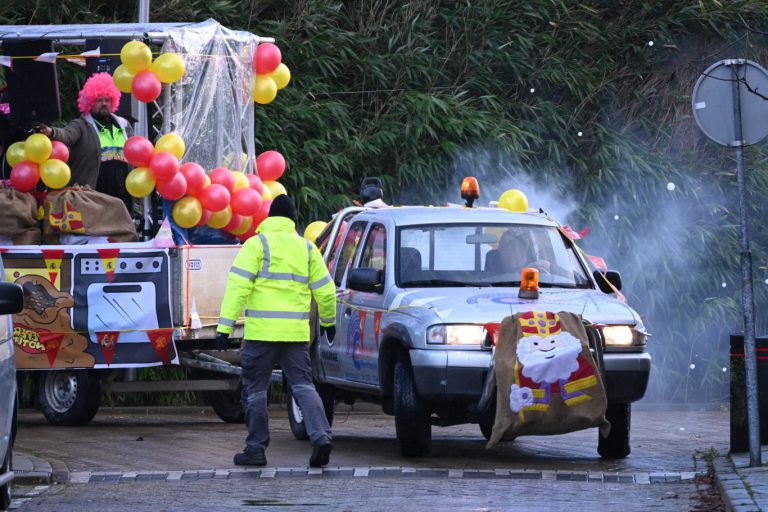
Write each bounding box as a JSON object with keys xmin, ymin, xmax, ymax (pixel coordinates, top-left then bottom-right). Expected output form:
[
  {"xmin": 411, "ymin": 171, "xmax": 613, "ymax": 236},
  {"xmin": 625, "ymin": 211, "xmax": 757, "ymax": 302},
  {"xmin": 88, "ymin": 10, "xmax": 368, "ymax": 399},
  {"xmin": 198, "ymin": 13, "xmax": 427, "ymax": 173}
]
[
  {"xmin": 427, "ymin": 324, "xmax": 486, "ymax": 346},
  {"xmin": 602, "ymin": 325, "xmax": 648, "ymax": 348}
]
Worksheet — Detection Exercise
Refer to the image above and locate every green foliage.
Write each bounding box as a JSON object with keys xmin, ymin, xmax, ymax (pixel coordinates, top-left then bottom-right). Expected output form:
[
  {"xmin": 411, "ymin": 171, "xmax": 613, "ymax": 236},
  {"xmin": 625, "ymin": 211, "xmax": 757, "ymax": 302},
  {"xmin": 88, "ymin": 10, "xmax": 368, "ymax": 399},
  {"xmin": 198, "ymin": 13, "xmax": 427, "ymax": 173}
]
[{"xmin": 5, "ymin": 1, "xmax": 768, "ymax": 402}]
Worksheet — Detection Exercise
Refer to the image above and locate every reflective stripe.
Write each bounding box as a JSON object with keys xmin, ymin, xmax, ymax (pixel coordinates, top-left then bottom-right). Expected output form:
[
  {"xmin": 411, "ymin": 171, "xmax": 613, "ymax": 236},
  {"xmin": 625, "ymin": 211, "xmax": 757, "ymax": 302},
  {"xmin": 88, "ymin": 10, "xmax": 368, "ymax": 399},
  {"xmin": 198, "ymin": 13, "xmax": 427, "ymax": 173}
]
[
  {"xmin": 319, "ymin": 317, "xmax": 335, "ymax": 324},
  {"xmin": 309, "ymin": 274, "xmax": 332, "ymax": 290},
  {"xmin": 258, "ymin": 234, "xmax": 270, "ymax": 271},
  {"xmin": 230, "ymin": 266, "xmax": 256, "ymax": 281},
  {"xmin": 219, "ymin": 317, "xmax": 236, "ymax": 327},
  {"xmin": 258, "ymin": 271, "xmax": 309, "ymax": 283},
  {"xmin": 245, "ymin": 310, "xmax": 310, "ymax": 320}
]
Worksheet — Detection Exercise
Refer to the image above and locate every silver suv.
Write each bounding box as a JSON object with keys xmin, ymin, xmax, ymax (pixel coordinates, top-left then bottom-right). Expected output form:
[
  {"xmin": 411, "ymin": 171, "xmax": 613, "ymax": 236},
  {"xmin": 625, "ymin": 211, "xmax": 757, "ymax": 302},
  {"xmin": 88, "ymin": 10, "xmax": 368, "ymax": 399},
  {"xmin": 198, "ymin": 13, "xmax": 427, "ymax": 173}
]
[
  {"xmin": 299, "ymin": 206, "xmax": 649, "ymax": 459},
  {"xmin": 0, "ymin": 258, "xmax": 23, "ymax": 509}
]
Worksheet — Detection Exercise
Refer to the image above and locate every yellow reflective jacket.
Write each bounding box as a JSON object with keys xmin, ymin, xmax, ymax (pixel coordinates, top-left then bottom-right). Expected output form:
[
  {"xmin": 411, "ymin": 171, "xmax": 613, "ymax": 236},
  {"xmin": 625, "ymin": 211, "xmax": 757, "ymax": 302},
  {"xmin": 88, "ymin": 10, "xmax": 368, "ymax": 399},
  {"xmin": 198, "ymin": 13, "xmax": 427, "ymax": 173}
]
[{"xmin": 216, "ymin": 216, "xmax": 336, "ymax": 342}]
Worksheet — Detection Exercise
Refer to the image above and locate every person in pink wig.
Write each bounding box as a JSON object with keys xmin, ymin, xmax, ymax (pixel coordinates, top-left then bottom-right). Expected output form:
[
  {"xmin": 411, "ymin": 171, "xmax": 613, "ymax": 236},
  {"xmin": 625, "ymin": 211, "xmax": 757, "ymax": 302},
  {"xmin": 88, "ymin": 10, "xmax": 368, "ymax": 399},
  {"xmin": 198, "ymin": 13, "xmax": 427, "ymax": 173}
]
[{"xmin": 38, "ymin": 72, "xmax": 133, "ymax": 213}]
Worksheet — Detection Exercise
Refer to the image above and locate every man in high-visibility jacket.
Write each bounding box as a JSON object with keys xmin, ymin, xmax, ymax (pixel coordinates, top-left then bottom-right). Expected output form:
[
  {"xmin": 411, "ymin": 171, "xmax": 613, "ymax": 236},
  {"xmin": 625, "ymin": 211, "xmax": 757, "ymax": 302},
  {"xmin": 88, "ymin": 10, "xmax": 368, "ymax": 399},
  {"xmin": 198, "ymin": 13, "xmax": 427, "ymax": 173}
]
[{"xmin": 216, "ymin": 194, "xmax": 337, "ymax": 468}]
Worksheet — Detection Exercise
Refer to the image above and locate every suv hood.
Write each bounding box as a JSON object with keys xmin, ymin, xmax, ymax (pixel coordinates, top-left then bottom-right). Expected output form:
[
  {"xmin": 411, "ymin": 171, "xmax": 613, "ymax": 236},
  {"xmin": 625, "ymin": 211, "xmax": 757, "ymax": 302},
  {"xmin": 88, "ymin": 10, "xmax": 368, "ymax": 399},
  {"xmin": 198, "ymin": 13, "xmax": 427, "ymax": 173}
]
[{"xmin": 387, "ymin": 287, "xmax": 639, "ymax": 326}]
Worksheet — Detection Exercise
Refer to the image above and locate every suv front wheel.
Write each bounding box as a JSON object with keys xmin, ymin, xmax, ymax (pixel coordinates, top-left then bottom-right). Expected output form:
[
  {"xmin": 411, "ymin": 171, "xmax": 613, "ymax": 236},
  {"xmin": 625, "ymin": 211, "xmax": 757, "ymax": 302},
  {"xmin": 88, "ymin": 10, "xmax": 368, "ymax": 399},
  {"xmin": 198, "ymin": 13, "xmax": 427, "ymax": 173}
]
[
  {"xmin": 393, "ymin": 352, "xmax": 431, "ymax": 457},
  {"xmin": 598, "ymin": 402, "xmax": 631, "ymax": 458}
]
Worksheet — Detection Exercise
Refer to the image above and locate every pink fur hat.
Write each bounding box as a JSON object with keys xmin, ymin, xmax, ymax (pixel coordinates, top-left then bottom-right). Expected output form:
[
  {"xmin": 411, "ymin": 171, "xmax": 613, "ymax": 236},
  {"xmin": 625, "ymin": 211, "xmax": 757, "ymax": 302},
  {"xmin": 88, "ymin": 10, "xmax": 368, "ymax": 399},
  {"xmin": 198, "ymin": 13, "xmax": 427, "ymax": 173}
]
[{"xmin": 77, "ymin": 72, "xmax": 121, "ymax": 115}]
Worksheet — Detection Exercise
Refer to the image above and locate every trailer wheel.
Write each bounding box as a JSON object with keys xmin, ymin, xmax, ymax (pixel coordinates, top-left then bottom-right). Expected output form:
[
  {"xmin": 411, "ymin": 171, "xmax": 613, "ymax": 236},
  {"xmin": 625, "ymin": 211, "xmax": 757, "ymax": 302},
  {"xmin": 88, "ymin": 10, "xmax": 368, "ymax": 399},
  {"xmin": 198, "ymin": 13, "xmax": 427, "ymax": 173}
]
[
  {"xmin": 598, "ymin": 402, "xmax": 631, "ymax": 459},
  {"xmin": 38, "ymin": 370, "xmax": 101, "ymax": 426},
  {"xmin": 208, "ymin": 384, "xmax": 245, "ymax": 424},
  {"xmin": 394, "ymin": 353, "xmax": 431, "ymax": 457}
]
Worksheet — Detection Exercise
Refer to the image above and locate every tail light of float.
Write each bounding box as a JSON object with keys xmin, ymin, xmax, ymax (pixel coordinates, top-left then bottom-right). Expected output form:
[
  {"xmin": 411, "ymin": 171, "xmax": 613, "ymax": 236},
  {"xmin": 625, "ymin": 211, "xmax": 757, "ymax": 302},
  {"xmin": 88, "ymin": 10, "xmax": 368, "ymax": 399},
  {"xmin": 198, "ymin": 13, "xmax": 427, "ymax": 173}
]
[{"xmin": 518, "ymin": 267, "xmax": 539, "ymax": 299}]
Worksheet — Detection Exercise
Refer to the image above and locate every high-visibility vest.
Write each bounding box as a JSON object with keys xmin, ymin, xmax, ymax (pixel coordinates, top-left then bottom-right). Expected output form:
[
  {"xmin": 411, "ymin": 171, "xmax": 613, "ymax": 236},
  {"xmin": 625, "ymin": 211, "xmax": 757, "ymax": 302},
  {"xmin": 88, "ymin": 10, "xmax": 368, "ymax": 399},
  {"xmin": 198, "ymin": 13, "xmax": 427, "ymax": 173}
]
[{"xmin": 217, "ymin": 216, "xmax": 336, "ymax": 342}]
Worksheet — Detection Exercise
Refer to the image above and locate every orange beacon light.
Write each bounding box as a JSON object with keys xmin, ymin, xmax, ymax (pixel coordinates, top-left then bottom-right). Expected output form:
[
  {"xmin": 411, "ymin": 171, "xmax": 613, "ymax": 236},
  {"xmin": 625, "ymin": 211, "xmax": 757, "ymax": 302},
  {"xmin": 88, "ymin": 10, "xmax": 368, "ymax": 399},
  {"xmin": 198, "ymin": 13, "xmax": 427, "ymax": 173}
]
[
  {"xmin": 518, "ymin": 267, "xmax": 539, "ymax": 299},
  {"xmin": 461, "ymin": 177, "xmax": 480, "ymax": 208}
]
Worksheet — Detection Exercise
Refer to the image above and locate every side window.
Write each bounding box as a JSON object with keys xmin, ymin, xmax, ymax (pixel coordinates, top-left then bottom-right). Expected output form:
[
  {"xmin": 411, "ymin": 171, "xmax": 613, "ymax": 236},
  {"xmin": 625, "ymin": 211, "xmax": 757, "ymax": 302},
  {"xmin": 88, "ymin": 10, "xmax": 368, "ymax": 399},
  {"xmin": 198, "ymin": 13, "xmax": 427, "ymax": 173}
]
[
  {"xmin": 359, "ymin": 223, "xmax": 386, "ymax": 273},
  {"xmin": 333, "ymin": 221, "xmax": 366, "ymax": 286},
  {"xmin": 325, "ymin": 211, "xmax": 362, "ymax": 274}
]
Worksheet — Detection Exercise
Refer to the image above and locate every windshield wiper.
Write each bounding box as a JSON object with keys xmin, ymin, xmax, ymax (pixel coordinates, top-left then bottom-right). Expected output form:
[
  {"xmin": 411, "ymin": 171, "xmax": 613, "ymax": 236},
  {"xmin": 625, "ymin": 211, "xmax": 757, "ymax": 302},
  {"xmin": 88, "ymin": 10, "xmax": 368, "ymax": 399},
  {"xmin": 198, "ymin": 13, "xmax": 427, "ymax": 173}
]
[
  {"xmin": 400, "ymin": 279, "xmax": 480, "ymax": 287},
  {"xmin": 490, "ymin": 281, "xmax": 521, "ymax": 287}
]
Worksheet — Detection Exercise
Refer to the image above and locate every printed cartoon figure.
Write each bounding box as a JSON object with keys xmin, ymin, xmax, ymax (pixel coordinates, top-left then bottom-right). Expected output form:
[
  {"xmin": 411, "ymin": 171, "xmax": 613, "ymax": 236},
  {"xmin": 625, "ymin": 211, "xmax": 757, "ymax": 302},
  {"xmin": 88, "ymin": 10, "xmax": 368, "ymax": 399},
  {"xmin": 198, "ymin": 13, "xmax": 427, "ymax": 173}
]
[
  {"xmin": 13, "ymin": 275, "xmax": 94, "ymax": 368},
  {"xmin": 509, "ymin": 311, "xmax": 597, "ymax": 414}
]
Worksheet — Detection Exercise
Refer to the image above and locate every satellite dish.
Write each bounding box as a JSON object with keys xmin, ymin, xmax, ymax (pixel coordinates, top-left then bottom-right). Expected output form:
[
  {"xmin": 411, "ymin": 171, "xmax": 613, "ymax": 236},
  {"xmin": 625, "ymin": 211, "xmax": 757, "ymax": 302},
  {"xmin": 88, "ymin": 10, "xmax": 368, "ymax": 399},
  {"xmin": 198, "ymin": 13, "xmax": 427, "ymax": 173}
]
[{"xmin": 692, "ymin": 59, "xmax": 768, "ymax": 146}]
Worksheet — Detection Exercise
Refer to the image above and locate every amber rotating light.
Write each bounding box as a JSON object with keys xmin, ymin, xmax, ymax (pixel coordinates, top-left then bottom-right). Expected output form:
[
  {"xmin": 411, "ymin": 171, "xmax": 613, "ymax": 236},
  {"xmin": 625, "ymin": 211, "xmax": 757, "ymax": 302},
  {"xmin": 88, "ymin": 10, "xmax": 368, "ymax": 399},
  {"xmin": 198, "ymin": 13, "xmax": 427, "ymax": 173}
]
[
  {"xmin": 461, "ymin": 177, "xmax": 480, "ymax": 207},
  {"xmin": 518, "ymin": 267, "xmax": 539, "ymax": 299}
]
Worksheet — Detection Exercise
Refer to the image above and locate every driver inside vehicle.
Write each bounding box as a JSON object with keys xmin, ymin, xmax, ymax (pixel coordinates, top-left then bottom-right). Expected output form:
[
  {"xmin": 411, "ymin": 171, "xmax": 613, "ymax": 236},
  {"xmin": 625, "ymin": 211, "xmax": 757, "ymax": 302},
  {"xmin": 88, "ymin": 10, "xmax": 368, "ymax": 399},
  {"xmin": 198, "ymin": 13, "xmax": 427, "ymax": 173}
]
[{"xmin": 485, "ymin": 229, "xmax": 551, "ymax": 276}]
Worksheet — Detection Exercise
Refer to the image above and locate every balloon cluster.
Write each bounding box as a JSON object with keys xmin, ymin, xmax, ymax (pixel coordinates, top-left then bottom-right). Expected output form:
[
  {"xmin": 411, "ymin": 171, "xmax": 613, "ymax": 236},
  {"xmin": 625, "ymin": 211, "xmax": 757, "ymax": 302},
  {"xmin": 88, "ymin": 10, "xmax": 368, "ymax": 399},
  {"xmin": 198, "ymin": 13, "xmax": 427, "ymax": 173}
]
[
  {"xmin": 114, "ymin": 41, "xmax": 185, "ymax": 104},
  {"xmin": 252, "ymin": 43, "xmax": 291, "ymax": 105},
  {"xmin": 7, "ymin": 134, "xmax": 71, "ymax": 192},
  {"xmin": 123, "ymin": 134, "xmax": 289, "ymax": 242}
]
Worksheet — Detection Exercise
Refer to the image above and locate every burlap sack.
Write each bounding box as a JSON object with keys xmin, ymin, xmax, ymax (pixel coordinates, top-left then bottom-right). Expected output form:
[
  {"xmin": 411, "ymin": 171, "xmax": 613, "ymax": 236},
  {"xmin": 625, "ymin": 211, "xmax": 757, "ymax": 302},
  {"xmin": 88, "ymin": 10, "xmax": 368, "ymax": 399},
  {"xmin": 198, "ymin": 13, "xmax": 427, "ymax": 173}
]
[
  {"xmin": 487, "ymin": 311, "xmax": 609, "ymax": 448},
  {"xmin": 0, "ymin": 186, "xmax": 41, "ymax": 245},
  {"xmin": 42, "ymin": 187, "xmax": 137, "ymax": 244}
]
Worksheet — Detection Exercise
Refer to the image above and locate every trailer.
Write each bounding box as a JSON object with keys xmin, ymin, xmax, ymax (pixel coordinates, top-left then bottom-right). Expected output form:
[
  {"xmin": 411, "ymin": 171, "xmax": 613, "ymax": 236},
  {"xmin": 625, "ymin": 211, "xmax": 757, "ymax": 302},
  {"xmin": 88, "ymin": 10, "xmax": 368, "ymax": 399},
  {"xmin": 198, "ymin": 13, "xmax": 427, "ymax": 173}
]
[{"xmin": 0, "ymin": 20, "xmax": 276, "ymax": 424}]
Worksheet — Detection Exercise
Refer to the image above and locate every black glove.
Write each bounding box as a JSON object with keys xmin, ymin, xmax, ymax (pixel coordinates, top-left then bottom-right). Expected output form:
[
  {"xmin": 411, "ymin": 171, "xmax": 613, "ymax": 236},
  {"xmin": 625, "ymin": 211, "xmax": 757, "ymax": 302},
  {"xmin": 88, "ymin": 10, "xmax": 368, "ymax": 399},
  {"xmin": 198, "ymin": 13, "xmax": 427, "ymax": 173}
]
[
  {"xmin": 215, "ymin": 332, "xmax": 229, "ymax": 351},
  {"xmin": 321, "ymin": 325, "xmax": 336, "ymax": 343}
]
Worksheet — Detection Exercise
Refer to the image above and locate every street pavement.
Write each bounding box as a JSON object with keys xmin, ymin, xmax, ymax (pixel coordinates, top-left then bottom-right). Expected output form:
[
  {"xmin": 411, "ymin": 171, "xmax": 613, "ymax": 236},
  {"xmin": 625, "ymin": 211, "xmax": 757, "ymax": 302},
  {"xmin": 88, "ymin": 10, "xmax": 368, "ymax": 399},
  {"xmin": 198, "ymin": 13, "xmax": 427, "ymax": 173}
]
[{"xmin": 3, "ymin": 403, "xmax": 754, "ymax": 511}]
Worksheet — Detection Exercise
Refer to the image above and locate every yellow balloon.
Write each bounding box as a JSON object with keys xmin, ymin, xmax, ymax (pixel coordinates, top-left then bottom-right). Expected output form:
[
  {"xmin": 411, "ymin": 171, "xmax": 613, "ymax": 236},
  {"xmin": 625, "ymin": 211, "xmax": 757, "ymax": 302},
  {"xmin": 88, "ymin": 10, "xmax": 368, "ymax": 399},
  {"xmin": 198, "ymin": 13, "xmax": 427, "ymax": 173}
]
[
  {"xmin": 155, "ymin": 133, "xmax": 185, "ymax": 159},
  {"xmin": 5, "ymin": 142, "xmax": 26, "ymax": 167},
  {"xmin": 121, "ymin": 41, "xmax": 153, "ymax": 74},
  {"xmin": 303, "ymin": 221, "xmax": 327, "ymax": 243},
  {"xmin": 498, "ymin": 189, "xmax": 529, "ymax": 212},
  {"xmin": 232, "ymin": 171, "xmax": 249, "ymax": 191},
  {"xmin": 125, "ymin": 167, "xmax": 156, "ymax": 198},
  {"xmin": 39, "ymin": 159, "xmax": 71, "ymax": 189},
  {"xmin": 24, "ymin": 133, "xmax": 52, "ymax": 163},
  {"xmin": 207, "ymin": 206, "xmax": 233, "ymax": 229},
  {"xmin": 252, "ymin": 75, "xmax": 277, "ymax": 104},
  {"xmin": 261, "ymin": 186, "xmax": 273, "ymax": 201},
  {"xmin": 223, "ymin": 151, "xmax": 248, "ymax": 171},
  {"xmin": 270, "ymin": 63, "xmax": 291, "ymax": 90},
  {"xmin": 263, "ymin": 180, "xmax": 286, "ymax": 198},
  {"xmin": 172, "ymin": 196, "xmax": 203, "ymax": 228},
  {"xmin": 113, "ymin": 64, "xmax": 135, "ymax": 93},
  {"xmin": 203, "ymin": 175, "xmax": 212, "ymax": 188},
  {"xmin": 150, "ymin": 53, "xmax": 185, "ymax": 83},
  {"xmin": 229, "ymin": 216, "xmax": 253, "ymax": 236}
]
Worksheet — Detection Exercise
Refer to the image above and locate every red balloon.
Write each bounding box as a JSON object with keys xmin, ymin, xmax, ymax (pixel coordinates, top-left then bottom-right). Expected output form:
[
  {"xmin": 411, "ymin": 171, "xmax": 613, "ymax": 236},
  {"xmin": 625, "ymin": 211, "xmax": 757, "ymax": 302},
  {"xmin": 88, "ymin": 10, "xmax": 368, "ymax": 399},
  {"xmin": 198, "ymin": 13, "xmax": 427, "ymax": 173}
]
[
  {"xmin": 210, "ymin": 167, "xmax": 236, "ymax": 192},
  {"xmin": 156, "ymin": 171, "xmax": 187, "ymax": 200},
  {"xmin": 223, "ymin": 213, "xmax": 244, "ymax": 232},
  {"xmin": 256, "ymin": 150, "xmax": 286, "ymax": 181},
  {"xmin": 230, "ymin": 187, "xmax": 262, "ymax": 217},
  {"xmin": 198, "ymin": 183, "xmax": 231, "ymax": 212},
  {"xmin": 132, "ymin": 70, "xmax": 162, "ymax": 103},
  {"xmin": 10, "ymin": 161, "xmax": 40, "ymax": 192},
  {"xmin": 124, "ymin": 136, "xmax": 155, "ymax": 167},
  {"xmin": 253, "ymin": 198, "xmax": 271, "ymax": 227},
  {"xmin": 150, "ymin": 151, "xmax": 180, "ymax": 182},
  {"xmin": 253, "ymin": 43, "xmax": 282, "ymax": 75},
  {"xmin": 180, "ymin": 162, "xmax": 207, "ymax": 196},
  {"xmin": 247, "ymin": 173, "xmax": 264, "ymax": 194},
  {"xmin": 50, "ymin": 141, "xmax": 70, "ymax": 163},
  {"xmin": 196, "ymin": 209, "xmax": 212, "ymax": 227}
]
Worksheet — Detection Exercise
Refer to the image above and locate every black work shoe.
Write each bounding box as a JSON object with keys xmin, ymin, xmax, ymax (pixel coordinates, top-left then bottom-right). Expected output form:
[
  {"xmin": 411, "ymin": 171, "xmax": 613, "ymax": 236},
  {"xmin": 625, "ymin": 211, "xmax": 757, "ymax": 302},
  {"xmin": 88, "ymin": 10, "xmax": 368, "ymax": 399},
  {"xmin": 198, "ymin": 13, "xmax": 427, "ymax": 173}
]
[
  {"xmin": 309, "ymin": 442, "xmax": 332, "ymax": 468},
  {"xmin": 234, "ymin": 449, "xmax": 267, "ymax": 466}
]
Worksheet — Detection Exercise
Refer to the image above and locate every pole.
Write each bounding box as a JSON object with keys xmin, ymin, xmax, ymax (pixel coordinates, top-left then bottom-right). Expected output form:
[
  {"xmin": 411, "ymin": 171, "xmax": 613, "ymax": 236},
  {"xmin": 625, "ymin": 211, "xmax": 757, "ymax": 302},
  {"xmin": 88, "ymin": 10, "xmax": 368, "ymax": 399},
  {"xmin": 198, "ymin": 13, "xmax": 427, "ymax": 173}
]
[
  {"xmin": 138, "ymin": 0, "xmax": 152, "ymax": 237},
  {"xmin": 731, "ymin": 61, "xmax": 761, "ymax": 467}
]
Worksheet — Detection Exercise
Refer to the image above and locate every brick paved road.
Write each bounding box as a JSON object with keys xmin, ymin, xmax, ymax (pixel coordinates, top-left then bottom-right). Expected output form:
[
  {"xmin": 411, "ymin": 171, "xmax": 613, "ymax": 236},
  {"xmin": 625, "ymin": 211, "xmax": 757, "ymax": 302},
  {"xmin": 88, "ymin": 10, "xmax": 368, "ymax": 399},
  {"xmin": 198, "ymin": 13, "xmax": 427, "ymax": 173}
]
[{"xmin": 9, "ymin": 405, "xmax": 728, "ymax": 511}]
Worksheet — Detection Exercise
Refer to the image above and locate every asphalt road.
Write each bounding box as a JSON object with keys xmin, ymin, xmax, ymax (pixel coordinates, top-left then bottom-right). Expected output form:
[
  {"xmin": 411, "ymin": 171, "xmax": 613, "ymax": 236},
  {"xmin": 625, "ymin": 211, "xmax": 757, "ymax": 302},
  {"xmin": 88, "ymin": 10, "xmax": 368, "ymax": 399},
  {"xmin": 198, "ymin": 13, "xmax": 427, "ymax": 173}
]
[{"xmin": 9, "ymin": 404, "xmax": 729, "ymax": 511}]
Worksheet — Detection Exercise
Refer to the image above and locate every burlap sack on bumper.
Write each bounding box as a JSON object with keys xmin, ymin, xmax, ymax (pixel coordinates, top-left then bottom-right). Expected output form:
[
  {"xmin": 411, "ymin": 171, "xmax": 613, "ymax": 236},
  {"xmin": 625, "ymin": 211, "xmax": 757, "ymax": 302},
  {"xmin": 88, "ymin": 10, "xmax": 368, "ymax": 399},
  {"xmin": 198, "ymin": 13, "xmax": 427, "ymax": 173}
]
[
  {"xmin": 42, "ymin": 187, "xmax": 137, "ymax": 244},
  {"xmin": 487, "ymin": 311, "xmax": 609, "ymax": 448},
  {"xmin": 0, "ymin": 186, "xmax": 41, "ymax": 245}
]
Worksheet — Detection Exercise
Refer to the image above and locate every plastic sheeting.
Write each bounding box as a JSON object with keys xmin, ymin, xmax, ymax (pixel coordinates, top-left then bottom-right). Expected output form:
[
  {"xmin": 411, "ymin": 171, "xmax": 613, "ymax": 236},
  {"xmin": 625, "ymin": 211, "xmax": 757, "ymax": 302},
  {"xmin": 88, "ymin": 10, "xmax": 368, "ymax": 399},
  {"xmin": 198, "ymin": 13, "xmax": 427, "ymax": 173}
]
[{"xmin": 160, "ymin": 19, "xmax": 263, "ymax": 175}]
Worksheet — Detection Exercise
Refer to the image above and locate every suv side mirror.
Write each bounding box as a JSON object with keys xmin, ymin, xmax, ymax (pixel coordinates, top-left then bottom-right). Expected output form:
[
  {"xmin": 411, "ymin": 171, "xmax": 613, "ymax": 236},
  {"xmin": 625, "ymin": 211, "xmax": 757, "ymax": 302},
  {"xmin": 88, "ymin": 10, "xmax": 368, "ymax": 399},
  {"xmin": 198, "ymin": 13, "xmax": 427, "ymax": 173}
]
[
  {"xmin": 593, "ymin": 270, "xmax": 622, "ymax": 293},
  {"xmin": 0, "ymin": 282, "xmax": 23, "ymax": 315},
  {"xmin": 348, "ymin": 268, "xmax": 383, "ymax": 293}
]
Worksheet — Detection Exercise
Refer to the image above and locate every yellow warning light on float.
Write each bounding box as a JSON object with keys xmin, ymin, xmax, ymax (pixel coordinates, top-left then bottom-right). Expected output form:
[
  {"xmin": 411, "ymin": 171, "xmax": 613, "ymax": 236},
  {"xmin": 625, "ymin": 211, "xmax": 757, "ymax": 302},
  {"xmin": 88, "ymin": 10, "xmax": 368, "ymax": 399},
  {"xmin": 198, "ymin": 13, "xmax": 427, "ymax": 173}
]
[
  {"xmin": 518, "ymin": 267, "xmax": 539, "ymax": 299},
  {"xmin": 499, "ymin": 189, "xmax": 528, "ymax": 212},
  {"xmin": 461, "ymin": 176, "xmax": 480, "ymax": 208}
]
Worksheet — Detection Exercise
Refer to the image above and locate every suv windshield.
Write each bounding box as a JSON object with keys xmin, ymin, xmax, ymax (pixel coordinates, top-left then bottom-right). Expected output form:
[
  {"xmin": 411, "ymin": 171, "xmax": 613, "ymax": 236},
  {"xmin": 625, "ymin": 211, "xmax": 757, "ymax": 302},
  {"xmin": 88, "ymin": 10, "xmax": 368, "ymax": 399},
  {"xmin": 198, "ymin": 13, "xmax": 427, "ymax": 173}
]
[{"xmin": 398, "ymin": 223, "xmax": 591, "ymax": 288}]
